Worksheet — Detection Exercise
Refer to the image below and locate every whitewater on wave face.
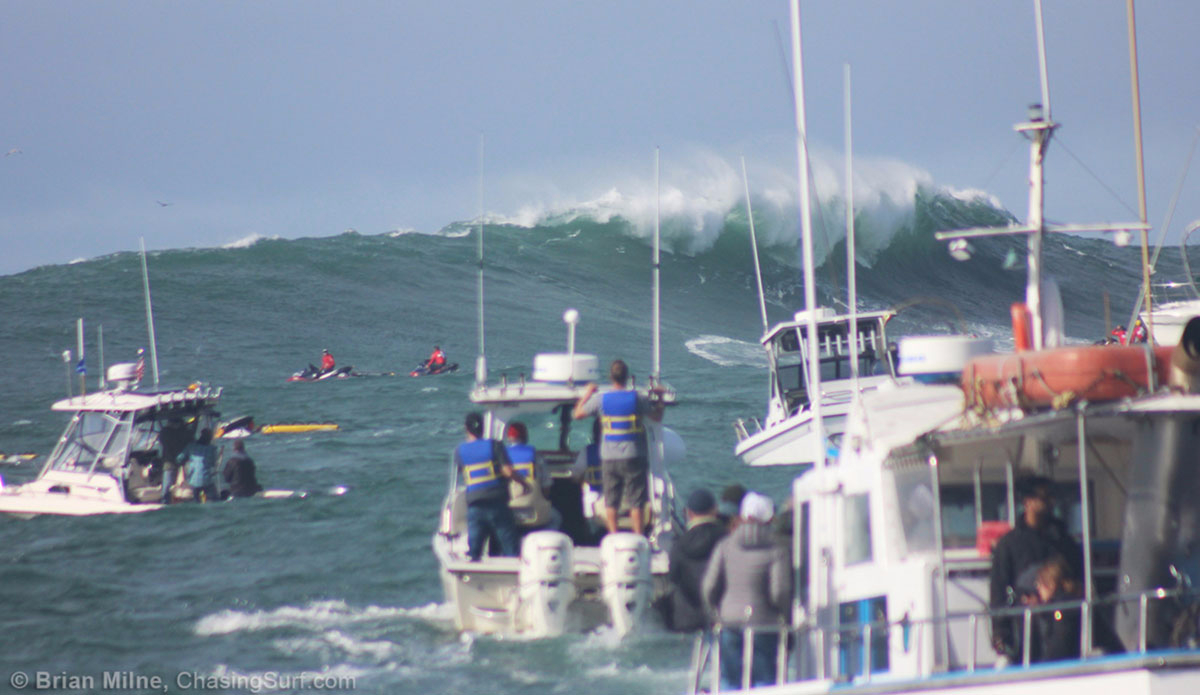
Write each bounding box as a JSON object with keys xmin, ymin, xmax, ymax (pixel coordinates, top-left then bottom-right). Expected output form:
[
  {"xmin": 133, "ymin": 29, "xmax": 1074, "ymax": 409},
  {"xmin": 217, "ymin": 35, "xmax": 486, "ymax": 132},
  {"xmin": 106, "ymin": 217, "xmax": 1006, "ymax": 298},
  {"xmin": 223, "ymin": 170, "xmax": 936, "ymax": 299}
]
[{"xmin": 450, "ymin": 147, "xmax": 1001, "ymax": 267}]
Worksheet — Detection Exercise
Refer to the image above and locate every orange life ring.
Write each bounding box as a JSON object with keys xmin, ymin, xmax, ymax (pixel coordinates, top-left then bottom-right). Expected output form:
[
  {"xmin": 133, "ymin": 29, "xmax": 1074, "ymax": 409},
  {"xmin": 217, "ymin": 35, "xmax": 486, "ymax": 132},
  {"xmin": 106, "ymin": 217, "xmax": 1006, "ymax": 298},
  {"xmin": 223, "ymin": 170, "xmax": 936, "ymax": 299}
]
[{"xmin": 962, "ymin": 345, "xmax": 1173, "ymax": 410}]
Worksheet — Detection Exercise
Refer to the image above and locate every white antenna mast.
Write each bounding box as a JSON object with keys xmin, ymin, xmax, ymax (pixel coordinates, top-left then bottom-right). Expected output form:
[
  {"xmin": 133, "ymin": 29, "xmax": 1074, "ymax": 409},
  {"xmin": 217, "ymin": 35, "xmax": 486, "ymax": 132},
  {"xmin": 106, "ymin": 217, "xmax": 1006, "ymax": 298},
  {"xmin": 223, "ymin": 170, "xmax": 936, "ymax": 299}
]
[
  {"xmin": 652, "ymin": 147, "xmax": 661, "ymax": 382},
  {"xmin": 76, "ymin": 318, "xmax": 86, "ymax": 397},
  {"xmin": 788, "ymin": 0, "xmax": 825, "ymax": 465},
  {"xmin": 475, "ymin": 134, "xmax": 487, "ymax": 387},
  {"xmin": 935, "ymin": 0, "xmax": 1146, "ymax": 329},
  {"xmin": 844, "ymin": 64, "xmax": 859, "ymax": 394},
  {"xmin": 741, "ymin": 156, "xmax": 769, "ymax": 335},
  {"xmin": 98, "ymin": 324, "xmax": 106, "ymax": 390},
  {"xmin": 139, "ymin": 238, "xmax": 160, "ymax": 387},
  {"xmin": 1123, "ymin": 0, "xmax": 1153, "ymax": 339}
]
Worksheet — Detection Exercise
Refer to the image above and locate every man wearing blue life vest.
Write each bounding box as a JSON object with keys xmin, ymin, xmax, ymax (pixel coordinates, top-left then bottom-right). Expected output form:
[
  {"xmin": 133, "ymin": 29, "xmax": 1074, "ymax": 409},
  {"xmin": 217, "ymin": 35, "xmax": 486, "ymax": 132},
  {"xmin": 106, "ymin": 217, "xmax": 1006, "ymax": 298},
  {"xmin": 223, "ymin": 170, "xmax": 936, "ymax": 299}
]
[
  {"xmin": 504, "ymin": 422, "xmax": 562, "ymax": 531},
  {"xmin": 572, "ymin": 359, "xmax": 665, "ymax": 536},
  {"xmin": 455, "ymin": 412, "xmax": 530, "ymax": 561}
]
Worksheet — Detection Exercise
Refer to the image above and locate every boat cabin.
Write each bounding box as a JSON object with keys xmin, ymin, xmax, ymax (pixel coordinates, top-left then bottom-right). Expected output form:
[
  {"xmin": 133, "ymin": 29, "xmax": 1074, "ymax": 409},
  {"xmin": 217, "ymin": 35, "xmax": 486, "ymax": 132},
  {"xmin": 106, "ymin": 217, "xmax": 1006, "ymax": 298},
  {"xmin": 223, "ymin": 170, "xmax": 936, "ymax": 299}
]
[
  {"xmin": 695, "ymin": 375, "xmax": 1200, "ymax": 692},
  {"xmin": 2, "ymin": 365, "xmax": 223, "ymax": 514},
  {"xmin": 764, "ymin": 309, "xmax": 893, "ymax": 420}
]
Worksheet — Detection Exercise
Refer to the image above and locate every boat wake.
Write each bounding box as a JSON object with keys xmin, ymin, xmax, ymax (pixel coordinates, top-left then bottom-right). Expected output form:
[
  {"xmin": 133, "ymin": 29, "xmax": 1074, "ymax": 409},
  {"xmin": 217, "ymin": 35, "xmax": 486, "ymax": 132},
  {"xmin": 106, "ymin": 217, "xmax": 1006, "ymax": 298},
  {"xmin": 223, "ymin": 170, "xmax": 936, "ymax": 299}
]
[{"xmin": 193, "ymin": 599, "xmax": 448, "ymax": 636}]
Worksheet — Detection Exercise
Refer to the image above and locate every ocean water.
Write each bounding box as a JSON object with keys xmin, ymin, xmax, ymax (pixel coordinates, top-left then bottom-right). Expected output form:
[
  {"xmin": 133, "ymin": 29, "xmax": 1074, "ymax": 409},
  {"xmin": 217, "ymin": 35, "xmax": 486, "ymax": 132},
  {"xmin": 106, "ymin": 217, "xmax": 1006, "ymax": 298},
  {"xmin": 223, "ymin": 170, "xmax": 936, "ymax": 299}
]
[{"xmin": 0, "ymin": 188, "xmax": 1168, "ymax": 693}]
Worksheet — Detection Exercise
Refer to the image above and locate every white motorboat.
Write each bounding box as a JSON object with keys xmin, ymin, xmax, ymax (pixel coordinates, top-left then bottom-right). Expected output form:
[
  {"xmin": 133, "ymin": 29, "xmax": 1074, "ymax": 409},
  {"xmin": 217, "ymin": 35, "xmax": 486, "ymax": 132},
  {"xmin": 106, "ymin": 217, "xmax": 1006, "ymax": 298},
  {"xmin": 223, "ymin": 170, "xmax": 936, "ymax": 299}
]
[
  {"xmin": 734, "ymin": 308, "xmax": 895, "ymax": 466},
  {"xmin": 432, "ymin": 348, "xmax": 682, "ymax": 637},
  {"xmin": 0, "ymin": 363, "xmax": 223, "ymax": 516}
]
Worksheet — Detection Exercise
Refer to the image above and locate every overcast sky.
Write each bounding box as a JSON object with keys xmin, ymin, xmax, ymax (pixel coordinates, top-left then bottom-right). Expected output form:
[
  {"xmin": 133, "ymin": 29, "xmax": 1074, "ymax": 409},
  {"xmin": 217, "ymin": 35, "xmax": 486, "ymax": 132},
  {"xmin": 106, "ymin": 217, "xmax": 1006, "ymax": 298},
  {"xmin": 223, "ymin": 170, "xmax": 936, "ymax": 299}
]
[{"xmin": 2, "ymin": 1, "xmax": 1198, "ymax": 276}]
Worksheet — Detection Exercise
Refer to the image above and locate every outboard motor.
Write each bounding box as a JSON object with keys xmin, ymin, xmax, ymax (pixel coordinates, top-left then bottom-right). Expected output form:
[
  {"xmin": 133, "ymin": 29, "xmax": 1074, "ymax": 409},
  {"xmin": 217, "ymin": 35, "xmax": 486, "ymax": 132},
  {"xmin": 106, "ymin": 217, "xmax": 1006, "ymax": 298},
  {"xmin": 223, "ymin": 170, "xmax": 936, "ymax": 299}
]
[
  {"xmin": 600, "ymin": 532, "xmax": 652, "ymax": 637},
  {"xmin": 516, "ymin": 531, "xmax": 575, "ymax": 637}
]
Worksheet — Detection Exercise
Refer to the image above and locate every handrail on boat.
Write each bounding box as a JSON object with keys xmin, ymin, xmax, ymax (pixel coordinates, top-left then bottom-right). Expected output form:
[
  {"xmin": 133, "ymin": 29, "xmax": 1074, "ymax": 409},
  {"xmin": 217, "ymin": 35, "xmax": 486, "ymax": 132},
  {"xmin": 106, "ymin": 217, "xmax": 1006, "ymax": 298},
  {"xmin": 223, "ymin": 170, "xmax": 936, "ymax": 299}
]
[{"xmin": 686, "ymin": 585, "xmax": 1200, "ymax": 693}]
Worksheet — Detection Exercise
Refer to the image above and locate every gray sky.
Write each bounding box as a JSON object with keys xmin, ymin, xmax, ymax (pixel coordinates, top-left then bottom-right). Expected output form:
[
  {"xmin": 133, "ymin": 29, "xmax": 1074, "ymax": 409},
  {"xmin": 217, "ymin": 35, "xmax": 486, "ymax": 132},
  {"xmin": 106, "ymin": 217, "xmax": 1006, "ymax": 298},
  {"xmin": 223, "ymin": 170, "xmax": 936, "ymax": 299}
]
[{"xmin": 3, "ymin": 1, "xmax": 1198, "ymax": 276}]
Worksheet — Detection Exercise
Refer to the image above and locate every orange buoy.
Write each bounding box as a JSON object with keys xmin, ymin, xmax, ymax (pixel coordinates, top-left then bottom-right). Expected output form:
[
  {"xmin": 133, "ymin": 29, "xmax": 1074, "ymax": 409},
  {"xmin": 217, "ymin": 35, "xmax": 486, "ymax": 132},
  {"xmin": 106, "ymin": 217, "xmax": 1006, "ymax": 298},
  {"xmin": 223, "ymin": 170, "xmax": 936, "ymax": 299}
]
[{"xmin": 962, "ymin": 345, "xmax": 1173, "ymax": 411}]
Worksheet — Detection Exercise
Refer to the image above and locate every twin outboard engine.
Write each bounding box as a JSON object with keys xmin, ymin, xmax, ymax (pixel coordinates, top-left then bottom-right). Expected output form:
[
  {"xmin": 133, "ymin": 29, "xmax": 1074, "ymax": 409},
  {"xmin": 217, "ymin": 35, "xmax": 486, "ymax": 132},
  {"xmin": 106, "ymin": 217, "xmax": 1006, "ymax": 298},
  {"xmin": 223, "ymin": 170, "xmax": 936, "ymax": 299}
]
[
  {"xmin": 516, "ymin": 531, "xmax": 575, "ymax": 637},
  {"xmin": 600, "ymin": 532, "xmax": 652, "ymax": 637}
]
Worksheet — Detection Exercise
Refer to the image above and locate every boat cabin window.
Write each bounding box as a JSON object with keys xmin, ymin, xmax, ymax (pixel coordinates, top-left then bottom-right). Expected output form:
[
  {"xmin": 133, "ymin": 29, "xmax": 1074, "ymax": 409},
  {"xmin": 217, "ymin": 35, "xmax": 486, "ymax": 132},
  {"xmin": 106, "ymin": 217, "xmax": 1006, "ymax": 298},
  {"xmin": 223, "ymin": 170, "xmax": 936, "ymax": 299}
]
[
  {"xmin": 938, "ymin": 480, "xmax": 1091, "ymax": 550},
  {"xmin": 843, "ymin": 493, "xmax": 873, "ymax": 565},
  {"xmin": 798, "ymin": 501, "xmax": 811, "ymax": 609},
  {"xmin": 893, "ymin": 467, "xmax": 937, "ymax": 554}
]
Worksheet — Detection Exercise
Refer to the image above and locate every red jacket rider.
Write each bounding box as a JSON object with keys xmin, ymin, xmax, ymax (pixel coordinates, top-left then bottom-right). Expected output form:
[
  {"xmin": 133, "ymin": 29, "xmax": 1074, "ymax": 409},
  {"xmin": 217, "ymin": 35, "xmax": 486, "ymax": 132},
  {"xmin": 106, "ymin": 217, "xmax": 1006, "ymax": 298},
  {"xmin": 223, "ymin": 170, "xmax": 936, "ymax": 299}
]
[
  {"xmin": 321, "ymin": 350, "xmax": 336, "ymax": 373},
  {"xmin": 427, "ymin": 346, "xmax": 446, "ymax": 369}
]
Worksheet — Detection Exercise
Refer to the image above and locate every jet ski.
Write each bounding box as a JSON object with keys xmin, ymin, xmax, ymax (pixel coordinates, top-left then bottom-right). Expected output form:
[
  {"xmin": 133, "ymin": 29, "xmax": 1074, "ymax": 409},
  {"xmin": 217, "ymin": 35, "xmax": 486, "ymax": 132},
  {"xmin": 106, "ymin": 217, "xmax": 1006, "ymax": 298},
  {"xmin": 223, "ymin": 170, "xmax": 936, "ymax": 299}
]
[
  {"xmin": 287, "ymin": 364, "xmax": 358, "ymax": 382},
  {"xmin": 409, "ymin": 362, "xmax": 459, "ymax": 377}
]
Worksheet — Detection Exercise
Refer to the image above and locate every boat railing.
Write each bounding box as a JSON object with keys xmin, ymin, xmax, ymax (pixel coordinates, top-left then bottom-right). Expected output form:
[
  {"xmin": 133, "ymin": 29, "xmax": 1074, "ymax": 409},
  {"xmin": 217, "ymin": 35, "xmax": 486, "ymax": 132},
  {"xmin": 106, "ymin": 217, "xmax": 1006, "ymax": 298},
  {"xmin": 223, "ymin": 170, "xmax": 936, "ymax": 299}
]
[
  {"xmin": 1150, "ymin": 279, "xmax": 1200, "ymax": 305},
  {"xmin": 687, "ymin": 585, "xmax": 1200, "ymax": 693},
  {"xmin": 733, "ymin": 418, "xmax": 762, "ymax": 441}
]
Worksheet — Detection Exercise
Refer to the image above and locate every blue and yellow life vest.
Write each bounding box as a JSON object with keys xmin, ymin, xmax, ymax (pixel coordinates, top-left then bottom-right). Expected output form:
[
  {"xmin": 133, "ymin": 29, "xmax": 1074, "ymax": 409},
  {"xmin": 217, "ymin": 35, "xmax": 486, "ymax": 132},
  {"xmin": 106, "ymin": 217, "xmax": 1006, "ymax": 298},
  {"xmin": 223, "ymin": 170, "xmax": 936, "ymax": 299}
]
[
  {"xmin": 582, "ymin": 443, "xmax": 602, "ymax": 488},
  {"xmin": 458, "ymin": 439, "xmax": 501, "ymax": 495},
  {"xmin": 506, "ymin": 443, "xmax": 537, "ymax": 481},
  {"xmin": 601, "ymin": 390, "xmax": 642, "ymax": 443}
]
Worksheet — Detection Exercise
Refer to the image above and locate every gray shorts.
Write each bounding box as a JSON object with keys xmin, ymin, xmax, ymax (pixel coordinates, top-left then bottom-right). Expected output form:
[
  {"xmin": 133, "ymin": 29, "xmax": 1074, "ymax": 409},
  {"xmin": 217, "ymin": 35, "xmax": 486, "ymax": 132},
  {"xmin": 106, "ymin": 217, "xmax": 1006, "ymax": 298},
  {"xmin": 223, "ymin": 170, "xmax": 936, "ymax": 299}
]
[{"xmin": 602, "ymin": 456, "xmax": 648, "ymax": 511}]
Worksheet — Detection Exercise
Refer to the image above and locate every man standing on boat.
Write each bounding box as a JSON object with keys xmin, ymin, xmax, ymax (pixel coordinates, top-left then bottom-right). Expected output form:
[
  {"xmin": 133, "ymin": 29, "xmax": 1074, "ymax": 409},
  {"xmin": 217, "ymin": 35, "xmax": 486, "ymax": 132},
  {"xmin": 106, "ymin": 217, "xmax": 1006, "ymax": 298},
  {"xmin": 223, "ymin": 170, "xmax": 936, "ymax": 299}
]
[
  {"xmin": 455, "ymin": 412, "xmax": 529, "ymax": 561},
  {"xmin": 222, "ymin": 440, "xmax": 263, "ymax": 498},
  {"xmin": 701, "ymin": 492, "xmax": 792, "ymax": 689},
  {"xmin": 158, "ymin": 416, "xmax": 193, "ymax": 504},
  {"xmin": 664, "ymin": 487, "xmax": 727, "ymax": 632},
  {"xmin": 988, "ymin": 476, "xmax": 1083, "ymax": 661},
  {"xmin": 572, "ymin": 359, "xmax": 664, "ymax": 536},
  {"xmin": 320, "ymin": 349, "xmax": 336, "ymax": 375},
  {"xmin": 181, "ymin": 428, "xmax": 219, "ymax": 503}
]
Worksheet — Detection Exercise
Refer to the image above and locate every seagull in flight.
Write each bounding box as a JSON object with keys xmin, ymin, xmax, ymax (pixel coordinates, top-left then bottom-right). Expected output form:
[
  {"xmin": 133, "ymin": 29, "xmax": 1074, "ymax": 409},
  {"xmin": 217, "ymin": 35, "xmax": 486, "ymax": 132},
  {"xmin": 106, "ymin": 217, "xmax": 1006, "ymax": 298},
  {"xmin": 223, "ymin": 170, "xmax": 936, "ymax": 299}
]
[
  {"xmin": 156, "ymin": 200, "xmax": 173, "ymax": 207},
  {"xmin": 4, "ymin": 148, "xmax": 20, "ymax": 157}
]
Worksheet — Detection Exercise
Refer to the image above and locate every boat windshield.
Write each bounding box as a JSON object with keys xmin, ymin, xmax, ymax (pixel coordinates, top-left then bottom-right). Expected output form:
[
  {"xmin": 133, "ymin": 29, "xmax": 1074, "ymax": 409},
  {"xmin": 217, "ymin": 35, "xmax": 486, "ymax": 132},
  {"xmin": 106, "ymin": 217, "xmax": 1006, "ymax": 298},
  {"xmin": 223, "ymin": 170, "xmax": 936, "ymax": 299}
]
[
  {"xmin": 774, "ymin": 319, "xmax": 890, "ymax": 410},
  {"xmin": 507, "ymin": 404, "xmax": 591, "ymax": 453},
  {"xmin": 45, "ymin": 408, "xmax": 214, "ymax": 477},
  {"xmin": 46, "ymin": 411, "xmax": 136, "ymax": 474}
]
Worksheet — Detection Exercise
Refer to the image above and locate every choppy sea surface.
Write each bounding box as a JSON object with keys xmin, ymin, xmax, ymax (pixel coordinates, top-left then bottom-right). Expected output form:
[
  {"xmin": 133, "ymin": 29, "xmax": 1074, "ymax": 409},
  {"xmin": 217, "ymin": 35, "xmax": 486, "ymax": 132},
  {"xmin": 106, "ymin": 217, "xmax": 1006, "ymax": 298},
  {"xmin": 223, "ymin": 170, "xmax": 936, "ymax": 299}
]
[{"xmin": 0, "ymin": 189, "xmax": 1166, "ymax": 693}]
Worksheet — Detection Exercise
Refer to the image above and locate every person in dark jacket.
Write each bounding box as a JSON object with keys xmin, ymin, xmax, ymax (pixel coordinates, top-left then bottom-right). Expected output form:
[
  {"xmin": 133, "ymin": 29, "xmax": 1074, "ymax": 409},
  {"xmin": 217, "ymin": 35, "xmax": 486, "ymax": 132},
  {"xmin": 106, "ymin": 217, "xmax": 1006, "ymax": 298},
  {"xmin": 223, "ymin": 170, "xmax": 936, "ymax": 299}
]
[
  {"xmin": 664, "ymin": 488, "xmax": 727, "ymax": 632},
  {"xmin": 1029, "ymin": 554, "xmax": 1124, "ymax": 662},
  {"xmin": 1030, "ymin": 554, "xmax": 1081, "ymax": 662},
  {"xmin": 989, "ymin": 476, "xmax": 1083, "ymax": 661},
  {"xmin": 222, "ymin": 440, "xmax": 263, "ymax": 498},
  {"xmin": 702, "ymin": 492, "xmax": 793, "ymax": 689}
]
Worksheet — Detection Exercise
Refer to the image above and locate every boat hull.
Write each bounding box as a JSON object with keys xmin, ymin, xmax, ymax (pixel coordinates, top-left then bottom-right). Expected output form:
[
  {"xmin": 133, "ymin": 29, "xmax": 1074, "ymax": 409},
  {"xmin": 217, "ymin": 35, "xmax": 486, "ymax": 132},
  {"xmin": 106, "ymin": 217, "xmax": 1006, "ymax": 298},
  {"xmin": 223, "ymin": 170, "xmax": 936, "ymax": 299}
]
[
  {"xmin": 432, "ymin": 533, "xmax": 668, "ymax": 635},
  {"xmin": 1144, "ymin": 300, "xmax": 1200, "ymax": 347}
]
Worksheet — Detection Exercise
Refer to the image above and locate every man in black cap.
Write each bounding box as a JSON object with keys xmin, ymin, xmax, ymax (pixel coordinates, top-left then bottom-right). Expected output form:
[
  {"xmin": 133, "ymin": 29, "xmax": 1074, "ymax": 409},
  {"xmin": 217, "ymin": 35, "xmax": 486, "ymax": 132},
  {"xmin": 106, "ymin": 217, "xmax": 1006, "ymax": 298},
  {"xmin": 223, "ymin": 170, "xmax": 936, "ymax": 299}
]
[
  {"xmin": 988, "ymin": 475, "xmax": 1083, "ymax": 660},
  {"xmin": 663, "ymin": 487, "xmax": 728, "ymax": 632}
]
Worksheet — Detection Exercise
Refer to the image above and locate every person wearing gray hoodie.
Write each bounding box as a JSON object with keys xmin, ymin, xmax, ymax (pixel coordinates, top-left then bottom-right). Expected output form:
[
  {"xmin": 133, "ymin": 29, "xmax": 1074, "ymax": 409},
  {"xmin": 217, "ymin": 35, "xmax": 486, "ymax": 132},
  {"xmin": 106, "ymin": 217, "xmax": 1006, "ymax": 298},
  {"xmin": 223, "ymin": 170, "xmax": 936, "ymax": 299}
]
[{"xmin": 702, "ymin": 491, "xmax": 793, "ymax": 689}]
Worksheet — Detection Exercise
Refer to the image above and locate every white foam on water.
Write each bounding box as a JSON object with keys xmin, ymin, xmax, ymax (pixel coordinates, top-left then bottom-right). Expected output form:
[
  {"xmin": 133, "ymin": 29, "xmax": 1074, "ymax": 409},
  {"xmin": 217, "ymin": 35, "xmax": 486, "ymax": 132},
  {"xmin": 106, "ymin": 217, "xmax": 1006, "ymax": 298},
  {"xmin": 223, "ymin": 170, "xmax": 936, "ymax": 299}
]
[
  {"xmin": 194, "ymin": 600, "xmax": 444, "ymax": 636},
  {"xmin": 11, "ymin": 419, "xmax": 32, "ymax": 426},
  {"xmin": 272, "ymin": 629, "xmax": 397, "ymax": 661},
  {"xmin": 685, "ymin": 335, "xmax": 768, "ymax": 368}
]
